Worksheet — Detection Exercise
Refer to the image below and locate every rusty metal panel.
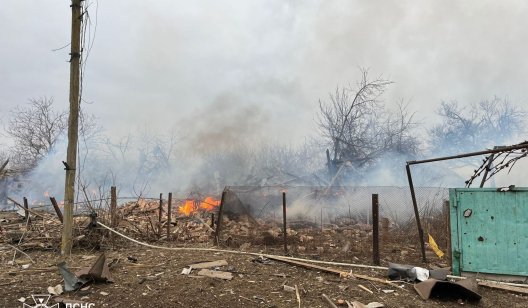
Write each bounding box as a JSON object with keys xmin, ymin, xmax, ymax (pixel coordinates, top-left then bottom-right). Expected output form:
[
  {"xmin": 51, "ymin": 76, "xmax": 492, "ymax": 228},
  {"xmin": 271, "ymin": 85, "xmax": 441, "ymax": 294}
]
[{"xmin": 450, "ymin": 188, "xmax": 528, "ymax": 277}]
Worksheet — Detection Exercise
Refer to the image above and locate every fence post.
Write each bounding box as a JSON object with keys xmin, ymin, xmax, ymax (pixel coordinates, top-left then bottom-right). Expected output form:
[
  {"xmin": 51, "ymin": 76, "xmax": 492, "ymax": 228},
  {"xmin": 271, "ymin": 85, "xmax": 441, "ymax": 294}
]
[
  {"xmin": 167, "ymin": 192, "xmax": 172, "ymax": 240},
  {"xmin": 320, "ymin": 207, "xmax": 323, "ymax": 232},
  {"xmin": 282, "ymin": 191, "xmax": 287, "ymax": 254},
  {"xmin": 110, "ymin": 186, "xmax": 117, "ymax": 228},
  {"xmin": 215, "ymin": 189, "xmax": 227, "ymax": 245},
  {"xmin": 372, "ymin": 194, "xmax": 380, "ymax": 265},
  {"xmin": 23, "ymin": 197, "xmax": 30, "ymax": 224},
  {"xmin": 158, "ymin": 193, "xmax": 163, "ymax": 236},
  {"xmin": 443, "ymin": 200, "xmax": 451, "ymax": 265},
  {"xmin": 50, "ymin": 197, "xmax": 64, "ymax": 223}
]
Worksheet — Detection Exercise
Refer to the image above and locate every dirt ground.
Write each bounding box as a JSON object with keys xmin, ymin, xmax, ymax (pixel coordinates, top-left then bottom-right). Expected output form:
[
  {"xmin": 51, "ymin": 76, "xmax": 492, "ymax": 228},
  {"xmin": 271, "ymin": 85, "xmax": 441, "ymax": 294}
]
[
  {"xmin": 1, "ymin": 206, "xmax": 527, "ymax": 308},
  {"xmin": 1, "ymin": 234, "xmax": 527, "ymax": 308}
]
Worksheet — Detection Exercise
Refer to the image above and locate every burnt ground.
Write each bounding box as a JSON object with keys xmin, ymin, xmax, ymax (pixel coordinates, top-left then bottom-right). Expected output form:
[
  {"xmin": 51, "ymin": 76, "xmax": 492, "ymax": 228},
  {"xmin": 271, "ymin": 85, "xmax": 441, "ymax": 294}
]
[{"xmin": 1, "ymin": 228, "xmax": 527, "ymax": 308}]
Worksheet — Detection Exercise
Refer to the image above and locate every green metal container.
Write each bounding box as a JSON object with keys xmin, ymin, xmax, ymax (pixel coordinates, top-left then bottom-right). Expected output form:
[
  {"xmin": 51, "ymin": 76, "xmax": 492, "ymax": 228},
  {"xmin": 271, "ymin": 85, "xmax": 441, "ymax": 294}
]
[{"xmin": 449, "ymin": 187, "xmax": 528, "ymax": 277}]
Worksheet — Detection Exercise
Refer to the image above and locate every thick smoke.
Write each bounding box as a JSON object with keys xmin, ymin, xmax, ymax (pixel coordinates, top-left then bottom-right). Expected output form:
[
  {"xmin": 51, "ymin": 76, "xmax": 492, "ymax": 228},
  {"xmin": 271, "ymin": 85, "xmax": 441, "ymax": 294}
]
[
  {"xmin": 4, "ymin": 1, "xmax": 528, "ymax": 143},
  {"xmin": 3, "ymin": 1, "xmax": 528, "ymax": 208}
]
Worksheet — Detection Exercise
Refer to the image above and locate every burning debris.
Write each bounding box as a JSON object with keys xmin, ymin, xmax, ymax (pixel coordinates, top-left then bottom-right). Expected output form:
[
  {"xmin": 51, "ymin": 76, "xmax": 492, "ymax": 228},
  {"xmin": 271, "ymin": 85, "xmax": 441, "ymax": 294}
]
[{"xmin": 114, "ymin": 195, "xmax": 221, "ymax": 243}]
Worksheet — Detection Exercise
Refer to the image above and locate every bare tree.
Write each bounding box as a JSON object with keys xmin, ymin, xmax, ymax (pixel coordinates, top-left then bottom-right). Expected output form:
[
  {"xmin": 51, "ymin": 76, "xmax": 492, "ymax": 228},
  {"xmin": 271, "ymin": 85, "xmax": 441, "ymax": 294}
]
[
  {"xmin": 4, "ymin": 97, "xmax": 97, "ymax": 172},
  {"xmin": 6, "ymin": 97, "xmax": 67, "ymax": 169},
  {"xmin": 317, "ymin": 69, "xmax": 419, "ymax": 178},
  {"xmin": 383, "ymin": 102, "xmax": 420, "ymax": 156},
  {"xmin": 429, "ymin": 97, "xmax": 526, "ymax": 155}
]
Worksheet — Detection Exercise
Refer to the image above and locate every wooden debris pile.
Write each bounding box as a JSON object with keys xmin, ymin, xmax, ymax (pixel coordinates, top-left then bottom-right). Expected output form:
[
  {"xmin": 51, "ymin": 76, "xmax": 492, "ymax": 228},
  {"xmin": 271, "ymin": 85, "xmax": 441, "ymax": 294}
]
[
  {"xmin": 116, "ymin": 199, "xmax": 163, "ymax": 241},
  {"xmin": 0, "ymin": 209, "xmax": 89, "ymax": 251},
  {"xmin": 116, "ymin": 198, "xmax": 218, "ymax": 243}
]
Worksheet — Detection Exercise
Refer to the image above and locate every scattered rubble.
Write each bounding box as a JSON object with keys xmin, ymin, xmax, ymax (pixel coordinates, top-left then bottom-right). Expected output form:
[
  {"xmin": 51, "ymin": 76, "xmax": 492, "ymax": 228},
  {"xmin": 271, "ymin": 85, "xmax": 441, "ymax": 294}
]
[{"xmin": 2, "ymin": 191, "xmax": 528, "ymax": 307}]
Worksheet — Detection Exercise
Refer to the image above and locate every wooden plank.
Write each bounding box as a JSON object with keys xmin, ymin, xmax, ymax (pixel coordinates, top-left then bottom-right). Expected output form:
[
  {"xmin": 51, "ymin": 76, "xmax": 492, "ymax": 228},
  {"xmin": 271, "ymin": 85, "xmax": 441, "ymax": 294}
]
[
  {"xmin": 478, "ymin": 281, "xmax": 528, "ymax": 295},
  {"xmin": 358, "ymin": 284, "xmax": 373, "ymax": 294},
  {"xmin": 189, "ymin": 260, "xmax": 228, "ymax": 269},
  {"xmin": 266, "ymin": 255, "xmax": 345, "ymax": 275},
  {"xmin": 196, "ymin": 269, "xmax": 233, "ymax": 280},
  {"xmin": 7, "ymin": 198, "xmax": 46, "ymax": 219}
]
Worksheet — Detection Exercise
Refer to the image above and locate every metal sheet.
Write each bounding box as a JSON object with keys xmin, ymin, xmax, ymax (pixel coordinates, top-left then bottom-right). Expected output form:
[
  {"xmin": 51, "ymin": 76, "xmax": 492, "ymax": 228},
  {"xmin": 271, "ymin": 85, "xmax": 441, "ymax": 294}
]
[
  {"xmin": 450, "ymin": 188, "xmax": 528, "ymax": 277},
  {"xmin": 414, "ymin": 278, "xmax": 481, "ymax": 301}
]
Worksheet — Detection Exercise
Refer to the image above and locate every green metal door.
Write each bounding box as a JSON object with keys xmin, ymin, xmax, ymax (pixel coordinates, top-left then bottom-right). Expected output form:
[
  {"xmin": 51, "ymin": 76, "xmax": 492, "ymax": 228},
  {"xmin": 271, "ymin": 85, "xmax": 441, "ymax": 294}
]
[{"xmin": 450, "ymin": 188, "xmax": 528, "ymax": 277}]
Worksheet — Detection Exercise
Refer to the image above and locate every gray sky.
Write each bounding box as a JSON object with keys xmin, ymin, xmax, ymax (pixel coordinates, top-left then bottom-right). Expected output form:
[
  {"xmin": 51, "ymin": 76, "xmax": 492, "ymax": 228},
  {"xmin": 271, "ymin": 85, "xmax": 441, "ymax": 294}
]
[{"xmin": 2, "ymin": 0, "xmax": 528, "ymax": 147}]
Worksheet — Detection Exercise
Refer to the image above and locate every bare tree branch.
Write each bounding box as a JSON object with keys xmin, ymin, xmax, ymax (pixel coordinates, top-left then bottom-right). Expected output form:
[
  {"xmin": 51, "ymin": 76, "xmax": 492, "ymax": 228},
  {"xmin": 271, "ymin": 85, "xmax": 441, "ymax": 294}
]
[
  {"xmin": 317, "ymin": 69, "xmax": 418, "ymax": 179},
  {"xmin": 430, "ymin": 97, "xmax": 526, "ymax": 157},
  {"xmin": 6, "ymin": 97, "xmax": 67, "ymax": 170}
]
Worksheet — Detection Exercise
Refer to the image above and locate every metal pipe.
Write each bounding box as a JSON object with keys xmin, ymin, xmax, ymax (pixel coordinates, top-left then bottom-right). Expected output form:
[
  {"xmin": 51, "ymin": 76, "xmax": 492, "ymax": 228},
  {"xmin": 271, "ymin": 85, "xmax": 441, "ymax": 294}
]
[
  {"xmin": 406, "ymin": 164, "xmax": 427, "ymax": 263},
  {"xmin": 479, "ymin": 153, "xmax": 495, "ymax": 188},
  {"xmin": 407, "ymin": 143, "xmax": 528, "ymax": 165}
]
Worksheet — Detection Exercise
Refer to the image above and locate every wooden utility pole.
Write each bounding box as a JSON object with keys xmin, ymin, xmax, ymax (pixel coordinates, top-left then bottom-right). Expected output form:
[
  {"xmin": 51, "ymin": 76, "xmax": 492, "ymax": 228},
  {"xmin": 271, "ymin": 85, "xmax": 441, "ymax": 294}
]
[{"xmin": 61, "ymin": 0, "xmax": 83, "ymax": 255}]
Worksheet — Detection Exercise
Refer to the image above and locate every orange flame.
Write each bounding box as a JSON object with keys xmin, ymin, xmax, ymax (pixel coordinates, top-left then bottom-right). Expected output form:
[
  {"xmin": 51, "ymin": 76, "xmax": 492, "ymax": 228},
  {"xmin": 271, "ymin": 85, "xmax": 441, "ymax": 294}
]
[
  {"xmin": 178, "ymin": 199, "xmax": 196, "ymax": 216},
  {"xmin": 200, "ymin": 197, "xmax": 220, "ymax": 211},
  {"xmin": 177, "ymin": 197, "xmax": 221, "ymax": 216}
]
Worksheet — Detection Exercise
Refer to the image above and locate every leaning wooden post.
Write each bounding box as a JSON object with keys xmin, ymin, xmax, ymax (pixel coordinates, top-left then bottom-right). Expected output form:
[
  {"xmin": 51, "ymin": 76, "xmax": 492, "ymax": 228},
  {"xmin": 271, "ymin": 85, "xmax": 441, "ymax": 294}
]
[
  {"xmin": 110, "ymin": 186, "xmax": 117, "ymax": 228},
  {"xmin": 23, "ymin": 197, "xmax": 30, "ymax": 223},
  {"xmin": 215, "ymin": 189, "xmax": 227, "ymax": 245},
  {"xmin": 372, "ymin": 194, "xmax": 380, "ymax": 266},
  {"xmin": 158, "ymin": 193, "xmax": 163, "ymax": 236},
  {"xmin": 282, "ymin": 191, "xmax": 288, "ymax": 254},
  {"xmin": 50, "ymin": 197, "xmax": 64, "ymax": 223},
  {"xmin": 167, "ymin": 192, "xmax": 172, "ymax": 240}
]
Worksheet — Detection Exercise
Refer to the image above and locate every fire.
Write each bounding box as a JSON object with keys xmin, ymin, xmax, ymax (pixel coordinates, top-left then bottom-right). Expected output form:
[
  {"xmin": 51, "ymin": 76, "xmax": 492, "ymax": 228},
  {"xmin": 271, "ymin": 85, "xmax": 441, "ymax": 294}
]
[
  {"xmin": 178, "ymin": 199, "xmax": 196, "ymax": 216},
  {"xmin": 177, "ymin": 196, "xmax": 221, "ymax": 216},
  {"xmin": 44, "ymin": 191, "xmax": 50, "ymax": 197},
  {"xmin": 200, "ymin": 197, "xmax": 220, "ymax": 211}
]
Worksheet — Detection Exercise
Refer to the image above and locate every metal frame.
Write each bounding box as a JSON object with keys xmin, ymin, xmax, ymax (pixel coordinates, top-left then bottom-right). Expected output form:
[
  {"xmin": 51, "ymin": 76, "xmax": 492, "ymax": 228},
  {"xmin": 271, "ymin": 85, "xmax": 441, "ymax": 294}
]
[{"xmin": 405, "ymin": 143, "xmax": 528, "ymax": 262}]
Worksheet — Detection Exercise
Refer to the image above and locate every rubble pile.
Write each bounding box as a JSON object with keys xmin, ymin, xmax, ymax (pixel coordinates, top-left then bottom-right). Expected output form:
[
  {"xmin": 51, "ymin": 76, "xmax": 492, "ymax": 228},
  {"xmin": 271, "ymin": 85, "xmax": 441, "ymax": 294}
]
[{"xmin": 0, "ymin": 209, "xmax": 89, "ymax": 251}]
